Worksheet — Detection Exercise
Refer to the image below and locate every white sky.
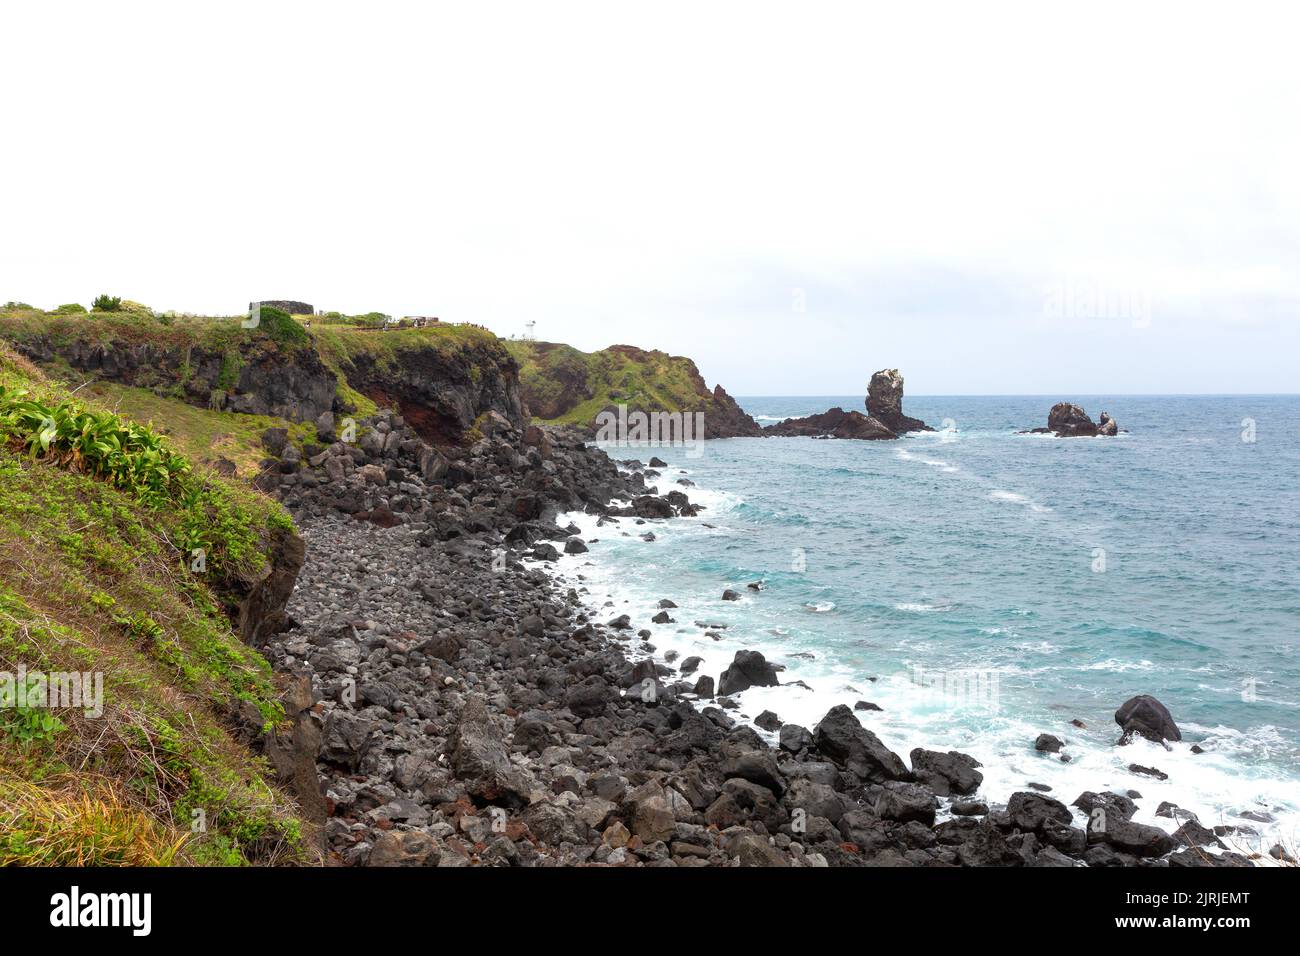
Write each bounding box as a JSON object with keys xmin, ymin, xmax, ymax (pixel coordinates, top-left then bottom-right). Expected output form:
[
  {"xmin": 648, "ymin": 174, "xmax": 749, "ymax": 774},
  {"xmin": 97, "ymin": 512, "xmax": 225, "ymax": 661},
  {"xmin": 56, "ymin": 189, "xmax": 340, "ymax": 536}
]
[{"xmin": 3, "ymin": 1, "xmax": 1298, "ymax": 394}]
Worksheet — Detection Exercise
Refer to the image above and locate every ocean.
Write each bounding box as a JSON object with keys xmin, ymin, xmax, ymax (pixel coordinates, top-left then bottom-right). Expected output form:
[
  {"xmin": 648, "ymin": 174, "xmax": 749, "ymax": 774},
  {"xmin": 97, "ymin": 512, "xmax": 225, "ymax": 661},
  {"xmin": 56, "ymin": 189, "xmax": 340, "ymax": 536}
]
[{"xmin": 546, "ymin": 394, "xmax": 1300, "ymax": 856}]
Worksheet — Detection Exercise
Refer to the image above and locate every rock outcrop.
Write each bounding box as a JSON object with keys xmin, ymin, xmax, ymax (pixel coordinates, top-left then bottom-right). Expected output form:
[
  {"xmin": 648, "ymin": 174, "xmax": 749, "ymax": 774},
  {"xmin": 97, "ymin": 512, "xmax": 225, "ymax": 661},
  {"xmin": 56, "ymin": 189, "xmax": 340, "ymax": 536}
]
[
  {"xmin": 13, "ymin": 332, "xmax": 339, "ymax": 423},
  {"xmin": 507, "ymin": 341, "xmax": 762, "ymax": 438},
  {"xmin": 1115, "ymin": 695, "xmax": 1181, "ymax": 744},
  {"xmin": 1027, "ymin": 403, "xmax": 1121, "ymax": 438},
  {"xmin": 766, "ymin": 367, "xmax": 929, "ymax": 440},
  {"xmin": 326, "ymin": 335, "xmax": 526, "ymax": 445},
  {"xmin": 867, "ymin": 369, "xmax": 932, "ymax": 434},
  {"xmin": 766, "ymin": 407, "xmax": 896, "ymax": 440}
]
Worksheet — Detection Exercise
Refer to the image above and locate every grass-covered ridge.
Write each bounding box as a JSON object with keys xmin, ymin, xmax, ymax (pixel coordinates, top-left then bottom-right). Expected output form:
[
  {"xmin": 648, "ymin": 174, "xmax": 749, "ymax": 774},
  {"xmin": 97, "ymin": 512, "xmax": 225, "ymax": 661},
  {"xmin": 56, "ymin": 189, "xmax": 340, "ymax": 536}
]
[
  {"xmin": 311, "ymin": 320, "xmax": 507, "ymax": 373},
  {"xmin": 504, "ymin": 340, "xmax": 718, "ymax": 424},
  {"xmin": 0, "ymin": 304, "xmax": 309, "ymax": 353},
  {"xmin": 0, "ymin": 344, "xmax": 310, "ymax": 866}
]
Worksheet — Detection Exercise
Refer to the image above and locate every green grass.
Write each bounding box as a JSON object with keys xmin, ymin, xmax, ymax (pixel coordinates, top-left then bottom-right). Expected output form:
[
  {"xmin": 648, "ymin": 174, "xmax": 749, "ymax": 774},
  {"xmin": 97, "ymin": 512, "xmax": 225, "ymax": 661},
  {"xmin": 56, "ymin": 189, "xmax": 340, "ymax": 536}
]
[
  {"xmin": 310, "ymin": 320, "xmax": 503, "ymax": 371},
  {"xmin": 80, "ymin": 381, "xmax": 316, "ymax": 478},
  {"xmin": 0, "ymin": 344, "xmax": 310, "ymax": 866},
  {"xmin": 504, "ymin": 340, "xmax": 713, "ymax": 425}
]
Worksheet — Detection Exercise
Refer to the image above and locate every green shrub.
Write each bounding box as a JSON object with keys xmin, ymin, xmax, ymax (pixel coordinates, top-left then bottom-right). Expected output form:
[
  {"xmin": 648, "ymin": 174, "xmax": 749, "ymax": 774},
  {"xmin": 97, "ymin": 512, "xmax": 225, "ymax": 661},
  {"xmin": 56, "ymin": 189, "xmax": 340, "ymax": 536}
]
[
  {"xmin": 2, "ymin": 302, "xmax": 35, "ymax": 311},
  {"xmin": 52, "ymin": 303, "xmax": 87, "ymax": 315},
  {"xmin": 92, "ymin": 295, "xmax": 122, "ymax": 312},
  {"xmin": 0, "ymin": 385, "xmax": 267, "ymax": 575},
  {"xmin": 251, "ymin": 305, "xmax": 309, "ymax": 347}
]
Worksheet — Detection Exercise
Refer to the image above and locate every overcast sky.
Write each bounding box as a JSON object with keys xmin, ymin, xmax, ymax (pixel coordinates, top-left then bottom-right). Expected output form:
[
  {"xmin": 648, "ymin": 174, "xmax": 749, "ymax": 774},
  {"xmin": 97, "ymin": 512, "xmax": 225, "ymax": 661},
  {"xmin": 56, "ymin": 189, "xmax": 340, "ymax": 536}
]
[{"xmin": 4, "ymin": 1, "xmax": 1297, "ymax": 394}]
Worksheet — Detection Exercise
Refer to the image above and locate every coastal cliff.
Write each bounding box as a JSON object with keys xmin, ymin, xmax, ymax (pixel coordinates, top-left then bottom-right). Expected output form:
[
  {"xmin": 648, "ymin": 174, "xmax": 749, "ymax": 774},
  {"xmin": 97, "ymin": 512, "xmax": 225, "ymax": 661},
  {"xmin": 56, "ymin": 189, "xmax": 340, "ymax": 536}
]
[
  {"xmin": 0, "ymin": 303, "xmax": 1219, "ymax": 870},
  {"xmin": 504, "ymin": 341, "xmax": 762, "ymax": 438},
  {"xmin": 0, "ymin": 309, "xmax": 526, "ymax": 448},
  {"xmin": 0, "ymin": 342, "xmax": 313, "ymax": 865}
]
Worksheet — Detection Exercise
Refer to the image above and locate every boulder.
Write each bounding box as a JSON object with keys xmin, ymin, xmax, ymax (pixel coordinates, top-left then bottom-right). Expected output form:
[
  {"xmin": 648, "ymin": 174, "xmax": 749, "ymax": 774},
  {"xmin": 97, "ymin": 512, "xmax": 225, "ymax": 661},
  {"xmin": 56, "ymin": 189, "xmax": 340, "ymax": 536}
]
[
  {"xmin": 873, "ymin": 782, "xmax": 938, "ymax": 825},
  {"xmin": 1114, "ymin": 695, "xmax": 1181, "ymax": 744},
  {"xmin": 909, "ymin": 748, "xmax": 983, "ymax": 796},
  {"xmin": 779, "ymin": 723, "xmax": 813, "ymax": 753},
  {"xmin": 957, "ymin": 822, "xmax": 1024, "ymax": 867},
  {"xmin": 813, "ymin": 705, "xmax": 909, "ymax": 783},
  {"xmin": 720, "ymin": 751, "xmax": 787, "ymax": 797},
  {"xmin": 449, "ymin": 696, "xmax": 529, "ymax": 806},
  {"xmin": 1006, "ymin": 791, "xmax": 1072, "ymax": 833},
  {"xmin": 1088, "ymin": 815, "xmax": 1177, "ymax": 858},
  {"xmin": 717, "ymin": 650, "xmax": 780, "ymax": 696},
  {"xmin": 625, "ymin": 782, "xmax": 677, "ymax": 843},
  {"xmin": 1044, "ymin": 402, "xmax": 1098, "ymax": 437},
  {"xmin": 1034, "ymin": 734, "xmax": 1064, "ymax": 754},
  {"xmin": 368, "ymin": 830, "xmax": 440, "ymax": 867}
]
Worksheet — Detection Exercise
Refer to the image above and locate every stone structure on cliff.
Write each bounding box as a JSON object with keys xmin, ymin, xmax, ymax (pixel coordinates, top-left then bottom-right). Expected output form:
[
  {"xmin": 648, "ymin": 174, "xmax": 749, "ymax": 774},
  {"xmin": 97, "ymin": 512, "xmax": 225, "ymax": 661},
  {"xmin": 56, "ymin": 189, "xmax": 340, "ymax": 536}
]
[{"xmin": 250, "ymin": 299, "xmax": 314, "ymax": 315}]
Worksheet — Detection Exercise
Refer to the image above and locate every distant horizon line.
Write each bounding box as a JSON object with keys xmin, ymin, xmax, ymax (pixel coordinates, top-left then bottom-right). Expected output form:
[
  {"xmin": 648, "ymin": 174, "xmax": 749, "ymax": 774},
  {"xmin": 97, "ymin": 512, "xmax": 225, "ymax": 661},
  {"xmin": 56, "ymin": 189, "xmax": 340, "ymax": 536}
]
[{"xmin": 732, "ymin": 392, "xmax": 1300, "ymax": 399}]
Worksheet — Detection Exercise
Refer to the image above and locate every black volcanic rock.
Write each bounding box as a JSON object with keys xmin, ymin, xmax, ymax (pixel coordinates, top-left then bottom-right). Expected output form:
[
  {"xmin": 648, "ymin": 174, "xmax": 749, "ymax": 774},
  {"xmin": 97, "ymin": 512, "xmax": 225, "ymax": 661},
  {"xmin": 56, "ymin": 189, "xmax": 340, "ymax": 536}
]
[
  {"xmin": 867, "ymin": 368, "xmax": 932, "ymax": 433},
  {"xmin": 717, "ymin": 650, "xmax": 780, "ymax": 696},
  {"xmin": 1047, "ymin": 402, "xmax": 1099, "ymax": 437},
  {"xmin": 765, "ymin": 367, "xmax": 930, "ymax": 440},
  {"xmin": 767, "ymin": 407, "xmax": 896, "ymax": 440},
  {"xmin": 1030, "ymin": 403, "xmax": 1121, "ymax": 438},
  {"xmin": 1115, "ymin": 695, "xmax": 1181, "ymax": 744}
]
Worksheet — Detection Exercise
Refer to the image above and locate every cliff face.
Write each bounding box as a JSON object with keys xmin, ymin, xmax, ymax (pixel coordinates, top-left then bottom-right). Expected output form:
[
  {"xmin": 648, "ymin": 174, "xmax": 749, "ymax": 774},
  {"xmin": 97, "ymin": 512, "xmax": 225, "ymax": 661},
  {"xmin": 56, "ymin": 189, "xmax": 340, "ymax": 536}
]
[
  {"xmin": 505, "ymin": 340, "xmax": 762, "ymax": 438},
  {"xmin": 8, "ymin": 326, "xmax": 338, "ymax": 422},
  {"xmin": 314, "ymin": 325, "xmax": 526, "ymax": 445},
  {"xmin": 0, "ymin": 312, "xmax": 527, "ymax": 448}
]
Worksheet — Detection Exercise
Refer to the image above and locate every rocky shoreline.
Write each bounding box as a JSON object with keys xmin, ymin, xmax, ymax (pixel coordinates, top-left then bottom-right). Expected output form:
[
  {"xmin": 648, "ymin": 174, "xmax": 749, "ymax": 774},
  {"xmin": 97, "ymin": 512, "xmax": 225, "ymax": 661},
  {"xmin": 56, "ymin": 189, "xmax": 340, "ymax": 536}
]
[{"xmin": 253, "ymin": 410, "xmax": 1251, "ymax": 867}]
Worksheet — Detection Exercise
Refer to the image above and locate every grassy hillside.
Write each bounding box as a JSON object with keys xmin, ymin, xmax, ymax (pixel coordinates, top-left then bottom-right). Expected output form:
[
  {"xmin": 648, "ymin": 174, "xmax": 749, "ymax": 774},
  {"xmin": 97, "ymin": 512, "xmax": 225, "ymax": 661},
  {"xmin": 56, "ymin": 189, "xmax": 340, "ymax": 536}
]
[
  {"xmin": 504, "ymin": 341, "xmax": 709, "ymax": 423},
  {"xmin": 0, "ymin": 345, "xmax": 311, "ymax": 866},
  {"xmin": 78, "ymin": 380, "xmax": 318, "ymax": 479},
  {"xmin": 503, "ymin": 340, "xmax": 760, "ymax": 436}
]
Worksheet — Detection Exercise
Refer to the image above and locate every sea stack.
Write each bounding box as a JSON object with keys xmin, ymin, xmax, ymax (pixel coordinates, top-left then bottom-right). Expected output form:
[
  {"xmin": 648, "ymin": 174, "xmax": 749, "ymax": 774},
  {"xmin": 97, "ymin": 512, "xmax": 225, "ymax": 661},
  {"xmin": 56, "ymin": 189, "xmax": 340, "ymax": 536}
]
[
  {"xmin": 867, "ymin": 369, "xmax": 932, "ymax": 434},
  {"xmin": 1030, "ymin": 403, "xmax": 1121, "ymax": 438},
  {"xmin": 767, "ymin": 367, "xmax": 929, "ymax": 440}
]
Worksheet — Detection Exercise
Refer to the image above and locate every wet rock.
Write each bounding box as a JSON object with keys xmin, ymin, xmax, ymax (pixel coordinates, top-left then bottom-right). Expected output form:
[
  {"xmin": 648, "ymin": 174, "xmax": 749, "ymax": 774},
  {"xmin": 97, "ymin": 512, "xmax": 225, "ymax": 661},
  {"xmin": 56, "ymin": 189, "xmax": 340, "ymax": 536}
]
[
  {"xmin": 1034, "ymin": 734, "xmax": 1064, "ymax": 754},
  {"xmin": 814, "ymin": 705, "xmax": 909, "ymax": 783},
  {"xmin": 909, "ymin": 748, "xmax": 983, "ymax": 796},
  {"xmin": 1128, "ymin": 763, "xmax": 1169, "ymax": 781},
  {"xmin": 1115, "ymin": 695, "xmax": 1181, "ymax": 744},
  {"xmin": 1006, "ymin": 792, "xmax": 1072, "ymax": 833},
  {"xmin": 717, "ymin": 650, "xmax": 780, "ymax": 696}
]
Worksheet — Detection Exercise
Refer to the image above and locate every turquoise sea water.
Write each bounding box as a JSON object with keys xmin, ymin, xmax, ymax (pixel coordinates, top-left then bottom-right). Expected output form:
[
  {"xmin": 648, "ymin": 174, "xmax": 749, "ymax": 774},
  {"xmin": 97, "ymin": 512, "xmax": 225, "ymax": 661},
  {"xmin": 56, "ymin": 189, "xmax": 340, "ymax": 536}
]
[{"xmin": 547, "ymin": 395, "xmax": 1300, "ymax": 853}]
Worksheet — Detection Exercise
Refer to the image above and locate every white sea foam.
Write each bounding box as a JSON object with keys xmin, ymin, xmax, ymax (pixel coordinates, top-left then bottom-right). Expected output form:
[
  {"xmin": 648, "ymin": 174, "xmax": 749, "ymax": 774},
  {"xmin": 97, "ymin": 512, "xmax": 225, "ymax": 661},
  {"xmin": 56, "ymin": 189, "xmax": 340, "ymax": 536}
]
[
  {"xmin": 989, "ymin": 489, "xmax": 1052, "ymax": 512},
  {"xmin": 537, "ymin": 473, "xmax": 1300, "ymax": 860}
]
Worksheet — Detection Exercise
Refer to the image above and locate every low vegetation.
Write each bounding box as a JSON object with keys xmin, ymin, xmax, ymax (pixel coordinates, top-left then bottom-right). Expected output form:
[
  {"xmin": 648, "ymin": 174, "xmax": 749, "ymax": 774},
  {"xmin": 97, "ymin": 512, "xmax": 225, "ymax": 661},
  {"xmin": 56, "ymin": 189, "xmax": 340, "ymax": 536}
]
[
  {"xmin": 505, "ymin": 340, "xmax": 713, "ymax": 424},
  {"xmin": 0, "ymin": 344, "xmax": 309, "ymax": 866}
]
